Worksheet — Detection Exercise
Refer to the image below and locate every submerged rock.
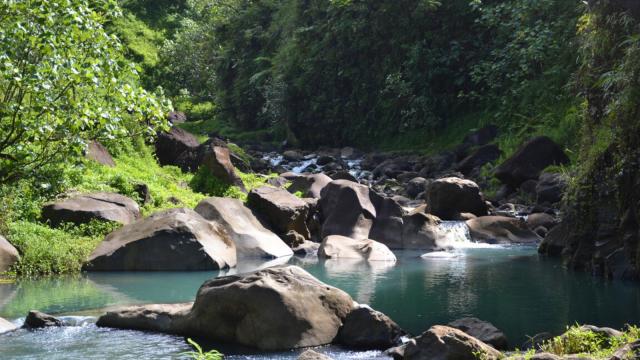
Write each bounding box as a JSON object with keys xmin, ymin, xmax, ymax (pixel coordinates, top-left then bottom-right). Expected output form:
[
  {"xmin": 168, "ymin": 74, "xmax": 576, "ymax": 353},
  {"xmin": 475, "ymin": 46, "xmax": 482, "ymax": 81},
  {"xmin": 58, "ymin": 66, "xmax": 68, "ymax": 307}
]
[
  {"xmin": 425, "ymin": 177, "xmax": 488, "ymax": 220},
  {"xmin": 319, "ymin": 235, "xmax": 396, "ymax": 262},
  {"xmin": 247, "ymin": 186, "xmax": 311, "ymax": 239},
  {"xmin": 0, "ymin": 235, "xmax": 20, "ymax": 272},
  {"xmin": 337, "ymin": 305, "xmax": 406, "ymax": 349},
  {"xmin": 84, "ymin": 208, "xmax": 236, "ymax": 271},
  {"xmin": 41, "ymin": 192, "xmax": 140, "ymax": 226},
  {"xmin": 97, "ymin": 265, "xmax": 355, "ymax": 351},
  {"xmin": 195, "ymin": 197, "xmax": 293, "ymax": 258},
  {"xmin": 400, "ymin": 325, "xmax": 502, "ymax": 360},
  {"xmin": 448, "ymin": 317, "xmax": 508, "ymax": 350},
  {"xmin": 466, "ymin": 216, "xmax": 541, "ymax": 244},
  {"xmin": 298, "ymin": 349, "xmax": 334, "ymax": 360},
  {"xmin": 23, "ymin": 310, "xmax": 62, "ymax": 329}
]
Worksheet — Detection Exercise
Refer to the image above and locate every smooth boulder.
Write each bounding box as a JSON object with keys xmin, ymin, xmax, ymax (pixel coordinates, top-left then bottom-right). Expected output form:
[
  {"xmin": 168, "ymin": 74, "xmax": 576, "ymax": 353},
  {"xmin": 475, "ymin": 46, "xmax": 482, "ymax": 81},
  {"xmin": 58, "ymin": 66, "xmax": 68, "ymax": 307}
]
[
  {"xmin": 536, "ymin": 172, "xmax": 567, "ymax": 204},
  {"xmin": 85, "ymin": 208, "xmax": 236, "ymax": 271},
  {"xmin": 448, "ymin": 317, "xmax": 508, "ymax": 350},
  {"xmin": 425, "ymin": 177, "xmax": 488, "ymax": 220},
  {"xmin": 99, "ymin": 266, "xmax": 355, "ymax": 350},
  {"xmin": 337, "ymin": 305, "xmax": 405, "ymax": 349},
  {"xmin": 0, "ymin": 236, "xmax": 20, "ymax": 272},
  {"xmin": 319, "ymin": 180, "xmax": 376, "ymax": 240},
  {"xmin": 298, "ymin": 350, "xmax": 334, "ymax": 360},
  {"xmin": 399, "ymin": 207, "xmax": 441, "ymax": 250},
  {"xmin": 155, "ymin": 127, "xmax": 201, "ymax": 172},
  {"xmin": 41, "ymin": 192, "xmax": 140, "ymax": 226},
  {"xmin": 401, "ymin": 325, "xmax": 502, "ymax": 360},
  {"xmin": 247, "ymin": 186, "xmax": 311, "ymax": 239},
  {"xmin": 319, "ymin": 235, "xmax": 397, "ymax": 262},
  {"xmin": 0, "ymin": 317, "xmax": 17, "ymax": 334},
  {"xmin": 195, "ymin": 197, "xmax": 293, "ymax": 258},
  {"xmin": 494, "ymin": 136, "xmax": 569, "ymax": 187},
  {"xmin": 467, "ymin": 216, "xmax": 541, "ymax": 244}
]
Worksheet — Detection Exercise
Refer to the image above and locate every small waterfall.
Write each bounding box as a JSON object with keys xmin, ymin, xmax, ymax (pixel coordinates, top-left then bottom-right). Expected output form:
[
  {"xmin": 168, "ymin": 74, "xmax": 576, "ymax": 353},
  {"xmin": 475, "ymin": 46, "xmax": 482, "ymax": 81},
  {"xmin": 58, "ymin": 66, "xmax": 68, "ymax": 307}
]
[
  {"xmin": 292, "ymin": 158, "xmax": 317, "ymax": 173},
  {"xmin": 434, "ymin": 221, "xmax": 496, "ymax": 250}
]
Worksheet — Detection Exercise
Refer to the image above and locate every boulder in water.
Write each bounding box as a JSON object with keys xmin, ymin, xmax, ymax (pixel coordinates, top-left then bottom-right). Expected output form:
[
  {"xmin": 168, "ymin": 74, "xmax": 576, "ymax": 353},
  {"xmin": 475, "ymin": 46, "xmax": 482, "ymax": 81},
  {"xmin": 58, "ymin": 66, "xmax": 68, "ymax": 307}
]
[
  {"xmin": 425, "ymin": 177, "xmax": 488, "ymax": 220},
  {"xmin": 98, "ymin": 266, "xmax": 355, "ymax": 350},
  {"xmin": 85, "ymin": 208, "xmax": 237, "ymax": 271},
  {"xmin": 0, "ymin": 235, "xmax": 20, "ymax": 272},
  {"xmin": 195, "ymin": 197, "xmax": 293, "ymax": 258},
  {"xmin": 247, "ymin": 186, "xmax": 311, "ymax": 239},
  {"xmin": 23, "ymin": 310, "xmax": 62, "ymax": 328},
  {"xmin": 467, "ymin": 216, "xmax": 541, "ymax": 244},
  {"xmin": 0, "ymin": 317, "xmax": 17, "ymax": 334},
  {"xmin": 41, "ymin": 192, "xmax": 140, "ymax": 226},
  {"xmin": 448, "ymin": 317, "xmax": 508, "ymax": 350},
  {"xmin": 337, "ymin": 305, "xmax": 406, "ymax": 349},
  {"xmin": 526, "ymin": 213, "xmax": 557, "ymax": 232},
  {"xmin": 399, "ymin": 206, "xmax": 441, "ymax": 250},
  {"xmin": 298, "ymin": 350, "xmax": 334, "ymax": 360},
  {"xmin": 400, "ymin": 325, "xmax": 502, "ymax": 360},
  {"xmin": 494, "ymin": 136, "xmax": 569, "ymax": 187},
  {"xmin": 319, "ymin": 235, "xmax": 396, "ymax": 262}
]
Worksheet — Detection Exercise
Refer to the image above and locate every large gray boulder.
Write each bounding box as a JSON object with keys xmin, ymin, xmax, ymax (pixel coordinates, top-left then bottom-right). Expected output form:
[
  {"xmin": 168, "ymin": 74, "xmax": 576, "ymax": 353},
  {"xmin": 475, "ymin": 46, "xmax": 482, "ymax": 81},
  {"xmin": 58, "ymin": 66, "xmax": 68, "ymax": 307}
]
[
  {"xmin": 448, "ymin": 317, "xmax": 508, "ymax": 350},
  {"xmin": 0, "ymin": 317, "xmax": 17, "ymax": 334},
  {"xmin": 41, "ymin": 192, "xmax": 140, "ymax": 227},
  {"xmin": 467, "ymin": 216, "xmax": 541, "ymax": 244},
  {"xmin": 319, "ymin": 235, "xmax": 396, "ymax": 262},
  {"xmin": 369, "ymin": 192, "xmax": 406, "ymax": 246},
  {"xmin": 97, "ymin": 266, "xmax": 355, "ymax": 351},
  {"xmin": 494, "ymin": 136, "xmax": 569, "ymax": 188},
  {"xmin": 84, "ymin": 208, "xmax": 236, "ymax": 271},
  {"xmin": 0, "ymin": 236, "xmax": 19, "ymax": 272},
  {"xmin": 337, "ymin": 305, "xmax": 406, "ymax": 349},
  {"xmin": 319, "ymin": 180, "xmax": 376, "ymax": 240},
  {"xmin": 285, "ymin": 173, "xmax": 333, "ymax": 199},
  {"xmin": 400, "ymin": 325, "xmax": 502, "ymax": 360},
  {"xmin": 247, "ymin": 186, "xmax": 311, "ymax": 239},
  {"xmin": 536, "ymin": 172, "xmax": 567, "ymax": 204},
  {"xmin": 298, "ymin": 350, "xmax": 334, "ymax": 360},
  {"xmin": 425, "ymin": 177, "xmax": 488, "ymax": 220},
  {"xmin": 195, "ymin": 197, "xmax": 293, "ymax": 258}
]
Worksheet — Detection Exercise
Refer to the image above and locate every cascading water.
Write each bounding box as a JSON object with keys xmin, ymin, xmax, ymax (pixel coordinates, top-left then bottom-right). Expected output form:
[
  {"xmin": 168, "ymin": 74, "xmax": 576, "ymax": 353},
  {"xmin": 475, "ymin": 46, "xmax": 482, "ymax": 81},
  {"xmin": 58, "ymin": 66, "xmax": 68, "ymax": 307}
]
[
  {"xmin": 422, "ymin": 221, "xmax": 497, "ymax": 259},
  {"xmin": 292, "ymin": 158, "xmax": 317, "ymax": 173}
]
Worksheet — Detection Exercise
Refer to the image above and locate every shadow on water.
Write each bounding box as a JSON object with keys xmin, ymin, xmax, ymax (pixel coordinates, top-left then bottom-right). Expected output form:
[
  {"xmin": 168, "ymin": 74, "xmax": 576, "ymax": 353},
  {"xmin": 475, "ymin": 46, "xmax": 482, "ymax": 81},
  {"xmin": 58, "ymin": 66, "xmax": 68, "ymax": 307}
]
[{"xmin": 1, "ymin": 247, "xmax": 640, "ymax": 358}]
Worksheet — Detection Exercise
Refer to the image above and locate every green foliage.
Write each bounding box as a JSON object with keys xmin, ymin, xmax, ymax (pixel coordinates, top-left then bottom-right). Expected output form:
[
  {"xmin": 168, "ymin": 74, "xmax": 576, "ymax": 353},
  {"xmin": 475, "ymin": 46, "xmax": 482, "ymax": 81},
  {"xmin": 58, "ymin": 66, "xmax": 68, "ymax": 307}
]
[
  {"xmin": 0, "ymin": 0, "xmax": 171, "ymax": 183},
  {"xmin": 538, "ymin": 325, "xmax": 639, "ymax": 359},
  {"xmin": 190, "ymin": 167, "xmax": 273, "ymax": 202},
  {"xmin": 111, "ymin": 12, "xmax": 164, "ymax": 68},
  {"xmin": 181, "ymin": 338, "xmax": 223, "ymax": 360},
  {"xmin": 6, "ymin": 220, "xmax": 115, "ymax": 276}
]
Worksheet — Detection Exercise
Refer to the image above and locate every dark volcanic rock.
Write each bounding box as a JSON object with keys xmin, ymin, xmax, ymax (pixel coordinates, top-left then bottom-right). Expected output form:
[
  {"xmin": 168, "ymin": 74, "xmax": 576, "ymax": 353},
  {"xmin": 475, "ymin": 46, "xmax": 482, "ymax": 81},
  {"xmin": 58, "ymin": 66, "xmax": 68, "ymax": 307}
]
[
  {"xmin": 337, "ymin": 306, "xmax": 406, "ymax": 349},
  {"xmin": 536, "ymin": 172, "xmax": 568, "ymax": 204},
  {"xmin": 200, "ymin": 144, "xmax": 246, "ymax": 191},
  {"xmin": 456, "ymin": 144, "xmax": 501, "ymax": 176},
  {"xmin": 494, "ymin": 136, "xmax": 569, "ymax": 187},
  {"xmin": 400, "ymin": 325, "xmax": 502, "ymax": 360},
  {"xmin": 155, "ymin": 127, "xmax": 201, "ymax": 172},
  {"xmin": 247, "ymin": 186, "xmax": 311, "ymax": 239},
  {"xmin": 463, "ymin": 125, "xmax": 499, "ymax": 146},
  {"xmin": 24, "ymin": 310, "xmax": 62, "ymax": 328}
]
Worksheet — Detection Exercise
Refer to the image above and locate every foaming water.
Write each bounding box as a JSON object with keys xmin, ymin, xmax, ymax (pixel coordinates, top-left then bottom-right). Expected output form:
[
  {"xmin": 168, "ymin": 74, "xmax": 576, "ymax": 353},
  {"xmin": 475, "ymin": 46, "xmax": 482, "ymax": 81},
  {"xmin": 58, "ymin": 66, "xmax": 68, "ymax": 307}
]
[
  {"xmin": 435, "ymin": 221, "xmax": 501, "ymax": 249},
  {"xmin": 2, "ymin": 247, "xmax": 640, "ymax": 359}
]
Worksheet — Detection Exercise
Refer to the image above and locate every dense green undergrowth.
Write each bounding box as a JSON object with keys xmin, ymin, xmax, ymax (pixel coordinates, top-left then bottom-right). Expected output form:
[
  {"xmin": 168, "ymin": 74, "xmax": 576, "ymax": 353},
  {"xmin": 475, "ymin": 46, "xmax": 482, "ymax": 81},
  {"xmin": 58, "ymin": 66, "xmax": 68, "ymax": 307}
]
[{"xmin": 1, "ymin": 140, "xmax": 269, "ymax": 277}]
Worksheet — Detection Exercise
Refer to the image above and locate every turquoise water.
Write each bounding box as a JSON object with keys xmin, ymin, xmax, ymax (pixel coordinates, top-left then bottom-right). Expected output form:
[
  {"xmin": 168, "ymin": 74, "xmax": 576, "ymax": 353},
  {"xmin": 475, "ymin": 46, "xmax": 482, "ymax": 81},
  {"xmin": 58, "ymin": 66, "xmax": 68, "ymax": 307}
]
[{"xmin": 1, "ymin": 246, "xmax": 639, "ymax": 359}]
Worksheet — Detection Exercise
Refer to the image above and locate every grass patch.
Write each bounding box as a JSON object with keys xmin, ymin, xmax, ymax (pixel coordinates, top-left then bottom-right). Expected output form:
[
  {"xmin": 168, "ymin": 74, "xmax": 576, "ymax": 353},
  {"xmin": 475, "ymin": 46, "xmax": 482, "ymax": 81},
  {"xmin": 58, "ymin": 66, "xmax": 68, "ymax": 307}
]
[
  {"xmin": 190, "ymin": 167, "xmax": 275, "ymax": 202},
  {"xmin": 111, "ymin": 13, "xmax": 164, "ymax": 68}
]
